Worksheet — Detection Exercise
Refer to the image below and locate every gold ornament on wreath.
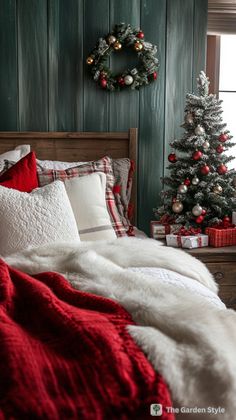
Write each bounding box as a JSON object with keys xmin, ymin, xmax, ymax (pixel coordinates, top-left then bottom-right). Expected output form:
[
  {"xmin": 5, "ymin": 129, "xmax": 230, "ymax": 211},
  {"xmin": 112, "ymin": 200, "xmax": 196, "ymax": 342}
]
[{"xmin": 86, "ymin": 23, "xmax": 159, "ymax": 91}]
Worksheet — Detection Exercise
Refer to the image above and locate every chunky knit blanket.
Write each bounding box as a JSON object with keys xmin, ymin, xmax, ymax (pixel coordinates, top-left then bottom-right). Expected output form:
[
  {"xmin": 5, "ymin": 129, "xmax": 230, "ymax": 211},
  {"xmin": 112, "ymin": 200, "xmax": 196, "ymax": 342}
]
[{"xmin": 0, "ymin": 259, "xmax": 173, "ymax": 420}]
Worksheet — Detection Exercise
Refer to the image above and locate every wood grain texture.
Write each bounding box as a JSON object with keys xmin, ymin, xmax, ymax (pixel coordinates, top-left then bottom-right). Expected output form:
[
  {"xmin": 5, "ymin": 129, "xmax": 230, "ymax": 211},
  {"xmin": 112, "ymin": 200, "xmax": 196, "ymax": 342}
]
[
  {"xmin": 83, "ymin": 0, "xmax": 109, "ymax": 131},
  {"xmin": 138, "ymin": 0, "xmax": 166, "ymax": 233},
  {"xmin": 0, "ymin": 0, "xmax": 18, "ymax": 130},
  {"xmin": 48, "ymin": 0, "xmax": 84, "ymax": 131},
  {"xmin": 18, "ymin": 0, "xmax": 48, "ymax": 130},
  {"xmin": 109, "ymin": 0, "xmax": 140, "ymax": 131}
]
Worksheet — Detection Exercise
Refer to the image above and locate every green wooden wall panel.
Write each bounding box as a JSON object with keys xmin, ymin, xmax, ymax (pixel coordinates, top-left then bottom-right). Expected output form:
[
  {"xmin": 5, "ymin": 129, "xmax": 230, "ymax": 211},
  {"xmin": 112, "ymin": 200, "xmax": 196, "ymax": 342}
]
[
  {"xmin": 83, "ymin": 0, "xmax": 109, "ymax": 131},
  {"xmin": 138, "ymin": 0, "xmax": 167, "ymax": 233},
  {"xmin": 192, "ymin": 0, "xmax": 208, "ymax": 91},
  {"xmin": 18, "ymin": 0, "xmax": 48, "ymax": 130},
  {"xmin": 48, "ymin": 0, "xmax": 84, "ymax": 131},
  {"xmin": 109, "ymin": 0, "xmax": 140, "ymax": 131},
  {"xmin": 0, "ymin": 0, "xmax": 17, "ymax": 130},
  {"xmin": 164, "ymin": 0, "xmax": 194, "ymax": 175}
]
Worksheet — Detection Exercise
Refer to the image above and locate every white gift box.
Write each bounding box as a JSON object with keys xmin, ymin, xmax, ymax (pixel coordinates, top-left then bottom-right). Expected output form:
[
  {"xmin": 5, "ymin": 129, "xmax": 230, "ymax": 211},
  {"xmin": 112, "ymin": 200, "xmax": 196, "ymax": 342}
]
[
  {"xmin": 232, "ymin": 212, "xmax": 236, "ymax": 225},
  {"xmin": 166, "ymin": 234, "xmax": 209, "ymax": 249},
  {"xmin": 150, "ymin": 222, "xmax": 180, "ymax": 239}
]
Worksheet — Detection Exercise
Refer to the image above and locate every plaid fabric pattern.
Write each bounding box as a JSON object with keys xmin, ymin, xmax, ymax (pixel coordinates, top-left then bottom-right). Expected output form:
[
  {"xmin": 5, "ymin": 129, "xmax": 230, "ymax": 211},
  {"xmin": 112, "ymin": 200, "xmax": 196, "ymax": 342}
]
[
  {"xmin": 38, "ymin": 156, "xmax": 127, "ymax": 237},
  {"xmin": 205, "ymin": 227, "xmax": 236, "ymax": 247}
]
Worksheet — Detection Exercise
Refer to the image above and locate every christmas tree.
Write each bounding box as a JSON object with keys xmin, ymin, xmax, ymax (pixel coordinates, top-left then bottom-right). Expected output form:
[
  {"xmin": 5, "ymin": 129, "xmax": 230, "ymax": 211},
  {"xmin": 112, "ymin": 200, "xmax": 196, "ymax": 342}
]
[{"xmin": 156, "ymin": 71, "xmax": 236, "ymax": 228}]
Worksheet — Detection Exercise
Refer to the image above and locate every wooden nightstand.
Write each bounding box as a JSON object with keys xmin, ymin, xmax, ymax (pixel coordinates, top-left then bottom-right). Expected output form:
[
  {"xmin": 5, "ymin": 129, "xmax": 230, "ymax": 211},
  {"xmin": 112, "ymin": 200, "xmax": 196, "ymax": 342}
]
[{"xmin": 187, "ymin": 246, "xmax": 236, "ymax": 310}]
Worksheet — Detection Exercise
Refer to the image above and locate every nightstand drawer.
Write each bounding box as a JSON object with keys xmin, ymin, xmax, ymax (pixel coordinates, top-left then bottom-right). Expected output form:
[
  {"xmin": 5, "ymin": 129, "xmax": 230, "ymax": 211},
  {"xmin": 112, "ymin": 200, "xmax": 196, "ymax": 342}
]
[{"xmin": 205, "ymin": 263, "xmax": 236, "ymax": 285}]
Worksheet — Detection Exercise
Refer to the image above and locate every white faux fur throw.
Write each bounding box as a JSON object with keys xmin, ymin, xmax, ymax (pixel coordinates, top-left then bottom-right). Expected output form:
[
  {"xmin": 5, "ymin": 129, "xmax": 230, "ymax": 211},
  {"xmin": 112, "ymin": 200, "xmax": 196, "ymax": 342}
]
[{"xmin": 4, "ymin": 237, "xmax": 236, "ymax": 419}]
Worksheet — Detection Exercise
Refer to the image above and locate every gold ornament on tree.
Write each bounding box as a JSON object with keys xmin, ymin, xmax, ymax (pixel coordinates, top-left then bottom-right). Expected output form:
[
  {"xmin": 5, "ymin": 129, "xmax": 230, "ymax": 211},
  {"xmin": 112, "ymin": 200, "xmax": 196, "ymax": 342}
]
[
  {"xmin": 172, "ymin": 200, "xmax": 183, "ymax": 214},
  {"xmin": 86, "ymin": 56, "xmax": 94, "ymax": 65},
  {"xmin": 185, "ymin": 113, "xmax": 194, "ymax": 124},
  {"xmin": 113, "ymin": 41, "xmax": 122, "ymax": 50},
  {"xmin": 213, "ymin": 184, "xmax": 223, "ymax": 194},
  {"xmin": 134, "ymin": 41, "xmax": 143, "ymax": 51}
]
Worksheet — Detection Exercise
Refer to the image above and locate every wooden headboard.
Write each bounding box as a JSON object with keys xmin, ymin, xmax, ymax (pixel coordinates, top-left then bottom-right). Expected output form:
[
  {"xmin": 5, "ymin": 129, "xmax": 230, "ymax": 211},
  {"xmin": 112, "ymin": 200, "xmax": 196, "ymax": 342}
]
[{"xmin": 0, "ymin": 128, "xmax": 138, "ymax": 220}]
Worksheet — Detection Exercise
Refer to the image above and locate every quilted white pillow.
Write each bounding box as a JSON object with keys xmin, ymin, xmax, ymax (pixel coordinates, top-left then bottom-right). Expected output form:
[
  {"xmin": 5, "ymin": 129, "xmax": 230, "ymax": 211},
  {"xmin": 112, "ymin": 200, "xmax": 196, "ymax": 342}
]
[
  {"xmin": 0, "ymin": 181, "xmax": 80, "ymax": 256},
  {"xmin": 64, "ymin": 173, "xmax": 116, "ymax": 241},
  {"xmin": 0, "ymin": 145, "xmax": 31, "ymax": 162}
]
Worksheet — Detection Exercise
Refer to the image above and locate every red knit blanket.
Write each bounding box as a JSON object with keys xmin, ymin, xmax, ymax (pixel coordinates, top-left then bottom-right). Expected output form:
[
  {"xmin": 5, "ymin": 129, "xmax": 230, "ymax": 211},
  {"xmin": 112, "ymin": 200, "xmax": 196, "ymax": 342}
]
[{"xmin": 0, "ymin": 260, "xmax": 174, "ymax": 420}]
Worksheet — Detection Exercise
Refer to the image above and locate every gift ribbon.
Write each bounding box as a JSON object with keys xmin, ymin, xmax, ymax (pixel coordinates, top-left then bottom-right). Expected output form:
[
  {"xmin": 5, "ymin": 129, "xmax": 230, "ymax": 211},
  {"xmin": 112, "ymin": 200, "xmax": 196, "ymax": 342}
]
[
  {"xmin": 211, "ymin": 221, "xmax": 235, "ymax": 230},
  {"xmin": 174, "ymin": 226, "xmax": 202, "ymax": 236}
]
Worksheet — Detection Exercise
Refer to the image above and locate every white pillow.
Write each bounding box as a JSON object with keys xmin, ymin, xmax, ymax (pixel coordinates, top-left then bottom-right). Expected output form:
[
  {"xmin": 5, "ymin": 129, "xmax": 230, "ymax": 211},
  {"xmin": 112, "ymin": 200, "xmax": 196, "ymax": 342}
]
[
  {"xmin": 64, "ymin": 173, "xmax": 116, "ymax": 241},
  {"xmin": 0, "ymin": 181, "xmax": 80, "ymax": 256},
  {"xmin": 0, "ymin": 145, "xmax": 31, "ymax": 162}
]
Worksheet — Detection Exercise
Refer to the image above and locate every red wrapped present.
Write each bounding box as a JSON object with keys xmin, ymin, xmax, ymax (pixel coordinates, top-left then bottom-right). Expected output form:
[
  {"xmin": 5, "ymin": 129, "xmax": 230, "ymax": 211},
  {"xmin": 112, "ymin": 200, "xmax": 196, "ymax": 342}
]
[
  {"xmin": 150, "ymin": 221, "xmax": 180, "ymax": 239},
  {"xmin": 205, "ymin": 226, "xmax": 236, "ymax": 247}
]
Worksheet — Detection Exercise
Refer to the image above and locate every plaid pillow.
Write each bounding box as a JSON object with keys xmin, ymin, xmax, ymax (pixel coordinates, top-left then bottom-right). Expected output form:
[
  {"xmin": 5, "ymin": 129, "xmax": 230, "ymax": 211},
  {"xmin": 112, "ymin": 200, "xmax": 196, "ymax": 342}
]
[{"xmin": 38, "ymin": 156, "xmax": 127, "ymax": 237}]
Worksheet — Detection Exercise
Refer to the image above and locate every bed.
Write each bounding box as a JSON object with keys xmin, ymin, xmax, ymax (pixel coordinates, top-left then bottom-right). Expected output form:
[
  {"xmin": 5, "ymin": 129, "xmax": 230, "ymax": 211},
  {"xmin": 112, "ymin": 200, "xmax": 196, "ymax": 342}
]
[{"xmin": 0, "ymin": 130, "xmax": 236, "ymax": 420}]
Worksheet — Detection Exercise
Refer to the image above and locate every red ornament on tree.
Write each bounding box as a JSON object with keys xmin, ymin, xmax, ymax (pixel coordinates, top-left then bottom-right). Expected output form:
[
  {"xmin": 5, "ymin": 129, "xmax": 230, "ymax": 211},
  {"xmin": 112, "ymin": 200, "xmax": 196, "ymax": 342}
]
[
  {"xmin": 223, "ymin": 215, "xmax": 231, "ymax": 224},
  {"xmin": 117, "ymin": 76, "xmax": 125, "ymax": 86},
  {"xmin": 219, "ymin": 133, "xmax": 229, "ymax": 143},
  {"xmin": 168, "ymin": 153, "xmax": 177, "ymax": 163},
  {"xmin": 201, "ymin": 209, "xmax": 207, "ymax": 216},
  {"xmin": 137, "ymin": 31, "xmax": 144, "ymax": 39},
  {"xmin": 192, "ymin": 150, "xmax": 203, "ymax": 160},
  {"xmin": 100, "ymin": 78, "xmax": 107, "ymax": 88},
  {"xmin": 217, "ymin": 164, "xmax": 228, "ymax": 175},
  {"xmin": 184, "ymin": 178, "xmax": 191, "ymax": 186},
  {"xmin": 196, "ymin": 215, "xmax": 204, "ymax": 224},
  {"xmin": 216, "ymin": 144, "xmax": 224, "ymax": 154},
  {"xmin": 200, "ymin": 164, "xmax": 210, "ymax": 175}
]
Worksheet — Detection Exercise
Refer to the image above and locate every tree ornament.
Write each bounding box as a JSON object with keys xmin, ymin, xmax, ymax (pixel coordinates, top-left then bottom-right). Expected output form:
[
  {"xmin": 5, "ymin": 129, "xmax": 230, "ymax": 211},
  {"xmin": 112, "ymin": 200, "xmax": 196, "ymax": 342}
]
[
  {"xmin": 196, "ymin": 215, "xmax": 204, "ymax": 224},
  {"xmin": 124, "ymin": 75, "xmax": 133, "ymax": 85},
  {"xmin": 168, "ymin": 153, "xmax": 177, "ymax": 163},
  {"xmin": 178, "ymin": 184, "xmax": 188, "ymax": 194},
  {"xmin": 216, "ymin": 144, "xmax": 224, "ymax": 154},
  {"xmin": 192, "ymin": 176, "xmax": 199, "ymax": 185},
  {"xmin": 194, "ymin": 125, "xmax": 205, "ymax": 136},
  {"xmin": 86, "ymin": 56, "xmax": 94, "ymax": 65},
  {"xmin": 217, "ymin": 164, "xmax": 228, "ymax": 175},
  {"xmin": 134, "ymin": 41, "xmax": 143, "ymax": 51},
  {"xmin": 202, "ymin": 141, "xmax": 210, "ymax": 151},
  {"xmin": 184, "ymin": 178, "xmax": 191, "ymax": 186},
  {"xmin": 100, "ymin": 78, "xmax": 107, "ymax": 88},
  {"xmin": 107, "ymin": 35, "xmax": 116, "ymax": 44},
  {"xmin": 219, "ymin": 133, "xmax": 229, "ymax": 143},
  {"xmin": 192, "ymin": 150, "xmax": 203, "ymax": 160},
  {"xmin": 192, "ymin": 204, "xmax": 203, "ymax": 216},
  {"xmin": 223, "ymin": 215, "xmax": 231, "ymax": 224},
  {"xmin": 213, "ymin": 184, "xmax": 223, "ymax": 194},
  {"xmin": 201, "ymin": 209, "xmax": 207, "ymax": 216},
  {"xmin": 172, "ymin": 200, "xmax": 183, "ymax": 214},
  {"xmin": 200, "ymin": 164, "xmax": 210, "ymax": 175},
  {"xmin": 185, "ymin": 113, "xmax": 194, "ymax": 125},
  {"xmin": 137, "ymin": 31, "xmax": 144, "ymax": 39},
  {"xmin": 86, "ymin": 23, "xmax": 159, "ymax": 91},
  {"xmin": 114, "ymin": 41, "xmax": 122, "ymax": 50}
]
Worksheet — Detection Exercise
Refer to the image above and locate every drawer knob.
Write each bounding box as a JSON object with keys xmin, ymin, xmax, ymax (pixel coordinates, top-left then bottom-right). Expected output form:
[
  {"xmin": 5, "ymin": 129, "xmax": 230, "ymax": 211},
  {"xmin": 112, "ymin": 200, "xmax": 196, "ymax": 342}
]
[{"xmin": 214, "ymin": 271, "xmax": 224, "ymax": 280}]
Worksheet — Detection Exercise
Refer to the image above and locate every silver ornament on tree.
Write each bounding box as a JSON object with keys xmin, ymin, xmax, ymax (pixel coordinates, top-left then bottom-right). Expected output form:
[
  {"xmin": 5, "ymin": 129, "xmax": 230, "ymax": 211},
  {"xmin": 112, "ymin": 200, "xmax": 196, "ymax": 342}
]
[
  {"xmin": 172, "ymin": 200, "xmax": 183, "ymax": 214},
  {"xmin": 213, "ymin": 184, "xmax": 223, "ymax": 194},
  {"xmin": 178, "ymin": 184, "xmax": 188, "ymax": 194},
  {"xmin": 194, "ymin": 125, "xmax": 205, "ymax": 136},
  {"xmin": 124, "ymin": 75, "xmax": 134, "ymax": 85},
  {"xmin": 185, "ymin": 113, "xmax": 194, "ymax": 125},
  {"xmin": 192, "ymin": 176, "xmax": 199, "ymax": 185},
  {"xmin": 202, "ymin": 141, "xmax": 210, "ymax": 151},
  {"xmin": 192, "ymin": 204, "xmax": 203, "ymax": 216}
]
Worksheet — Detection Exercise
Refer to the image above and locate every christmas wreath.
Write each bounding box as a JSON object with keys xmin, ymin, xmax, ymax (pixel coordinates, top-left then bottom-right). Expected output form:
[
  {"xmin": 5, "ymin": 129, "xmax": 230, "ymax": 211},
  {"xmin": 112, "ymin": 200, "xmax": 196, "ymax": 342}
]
[{"xmin": 86, "ymin": 23, "xmax": 159, "ymax": 91}]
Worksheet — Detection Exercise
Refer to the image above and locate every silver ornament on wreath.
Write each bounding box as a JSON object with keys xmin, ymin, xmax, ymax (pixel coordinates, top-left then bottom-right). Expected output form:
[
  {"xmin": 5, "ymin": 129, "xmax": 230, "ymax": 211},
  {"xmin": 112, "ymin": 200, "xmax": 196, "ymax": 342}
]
[
  {"xmin": 107, "ymin": 35, "xmax": 116, "ymax": 44},
  {"xmin": 192, "ymin": 204, "xmax": 203, "ymax": 216},
  {"xmin": 192, "ymin": 176, "xmax": 199, "ymax": 186},
  {"xmin": 202, "ymin": 141, "xmax": 210, "ymax": 151},
  {"xmin": 124, "ymin": 75, "xmax": 134, "ymax": 85},
  {"xmin": 195, "ymin": 125, "xmax": 205, "ymax": 136},
  {"xmin": 172, "ymin": 200, "xmax": 183, "ymax": 214},
  {"xmin": 213, "ymin": 184, "xmax": 223, "ymax": 194},
  {"xmin": 178, "ymin": 184, "xmax": 188, "ymax": 194}
]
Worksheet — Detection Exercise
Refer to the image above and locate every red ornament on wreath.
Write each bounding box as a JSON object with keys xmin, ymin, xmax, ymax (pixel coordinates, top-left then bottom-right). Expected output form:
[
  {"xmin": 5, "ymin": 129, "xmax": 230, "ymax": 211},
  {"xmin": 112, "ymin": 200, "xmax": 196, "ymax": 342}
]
[
  {"xmin": 184, "ymin": 178, "xmax": 191, "ymax": 186},
  {"xmin": 219, "ymin": 133, "xmax": 229, "ymax": 143},
  {"xmin": 100, "ymin": 79, "xmax": 107, "ymax": 88},
  {"xmin": 217, "ymin": 164, "xmax": 228, "ymax": 175},
  {"xmin": 200, "ymin": 164, "xmax": 210, "ymax": 175},
  {"xmin": 168, "ymin": 153, "xmax": 177, "ymax": 163},
  {"xmin": 117, "ymin": 76, "xmax": 125, "ymax": 87},
  {"xmin": 216, "ymin": 144, "xmax": 224, "ymax": 154},
  {"xmin": 137, "ymin": 31, "xmax": 144, "ymax": 39},
  {"xmin": 196, "ymin": 215, "xmax": 204, "ymax": 224},
  {"xmin": 192, "ymin": 150, "xmax": 203, "ymax": 161}
]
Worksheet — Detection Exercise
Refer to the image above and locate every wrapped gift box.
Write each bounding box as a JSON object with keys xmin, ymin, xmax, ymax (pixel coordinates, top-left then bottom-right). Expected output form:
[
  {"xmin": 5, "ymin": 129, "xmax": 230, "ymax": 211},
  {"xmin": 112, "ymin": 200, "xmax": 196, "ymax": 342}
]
[
  {"xmin": 150, "ymin": 221, "xmax": 180, "ymax": 239},
  {"xmin": 166, "ymin": 234, "xmax": 208, "ymax": 249},
  {"xmin": 205, "ymin": 227, "xmax": 236, "ymax": 247}
]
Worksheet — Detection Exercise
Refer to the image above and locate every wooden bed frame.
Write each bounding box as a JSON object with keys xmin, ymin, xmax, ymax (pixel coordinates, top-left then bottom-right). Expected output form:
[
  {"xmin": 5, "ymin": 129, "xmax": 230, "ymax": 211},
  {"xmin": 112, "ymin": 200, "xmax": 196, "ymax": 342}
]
[{"xmin": 0, "ymin": 128, "xmax": 138, "ymax": 221}]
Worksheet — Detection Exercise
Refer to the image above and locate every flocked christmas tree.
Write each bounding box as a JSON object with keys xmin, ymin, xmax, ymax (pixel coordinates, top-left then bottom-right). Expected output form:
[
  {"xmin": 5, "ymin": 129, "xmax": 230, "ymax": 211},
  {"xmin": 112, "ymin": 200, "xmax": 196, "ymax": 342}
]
[{"xmin": 156, "ymin": 71, "xmax": 236, "ymax": 228}]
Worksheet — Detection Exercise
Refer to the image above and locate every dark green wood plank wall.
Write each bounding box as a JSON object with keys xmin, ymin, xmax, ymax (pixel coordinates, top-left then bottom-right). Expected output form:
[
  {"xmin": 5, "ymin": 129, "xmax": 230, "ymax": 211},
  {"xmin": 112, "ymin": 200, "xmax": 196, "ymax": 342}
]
[{"xmin": 0, "ymin": 0, "xmax": 207, "ymax": 233}]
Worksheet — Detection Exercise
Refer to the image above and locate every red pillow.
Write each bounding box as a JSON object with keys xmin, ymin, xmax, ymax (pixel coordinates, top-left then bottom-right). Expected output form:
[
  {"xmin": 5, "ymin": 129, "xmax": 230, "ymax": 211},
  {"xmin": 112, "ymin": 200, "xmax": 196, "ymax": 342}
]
[{"xmin": 0, "ymin": 152, "xmax": 38, "ymax": 192}]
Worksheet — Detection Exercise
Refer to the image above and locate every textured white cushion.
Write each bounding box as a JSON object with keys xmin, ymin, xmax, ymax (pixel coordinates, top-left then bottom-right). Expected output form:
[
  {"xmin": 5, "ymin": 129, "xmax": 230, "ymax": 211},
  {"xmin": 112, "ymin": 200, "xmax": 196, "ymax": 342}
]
[
  {"xmin": 64, "ymin": 173, "xmax": 116, "ymax": 241},
  {"xmin": 0, "ymin": 145, "xmax": 31, "ymax": 162},
  {"xmin": 0, "ymin": 181, "xmax": 80, "ymax": 256}
]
